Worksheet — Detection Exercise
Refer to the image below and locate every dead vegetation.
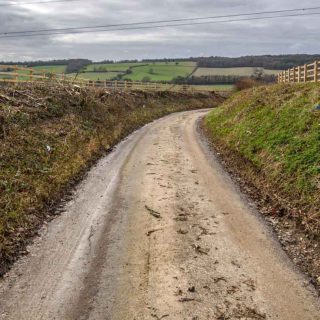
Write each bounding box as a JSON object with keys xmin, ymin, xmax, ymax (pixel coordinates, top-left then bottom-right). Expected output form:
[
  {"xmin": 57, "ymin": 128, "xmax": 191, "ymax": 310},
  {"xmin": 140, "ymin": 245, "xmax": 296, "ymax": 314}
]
[
  {"xmin": 145, "ymin": 205, "xmax": 162, "ymax": 219},
  {"xmin": 0, "ymin": 81, "xmax": 223, "ymax": 275}
]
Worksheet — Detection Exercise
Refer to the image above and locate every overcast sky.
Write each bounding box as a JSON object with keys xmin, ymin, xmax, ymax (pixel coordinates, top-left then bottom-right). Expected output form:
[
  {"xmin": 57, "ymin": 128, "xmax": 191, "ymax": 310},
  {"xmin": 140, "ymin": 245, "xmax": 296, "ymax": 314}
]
[{"xmin": 0, "ymin": 0, "xmax": 319, "ymax": 62}]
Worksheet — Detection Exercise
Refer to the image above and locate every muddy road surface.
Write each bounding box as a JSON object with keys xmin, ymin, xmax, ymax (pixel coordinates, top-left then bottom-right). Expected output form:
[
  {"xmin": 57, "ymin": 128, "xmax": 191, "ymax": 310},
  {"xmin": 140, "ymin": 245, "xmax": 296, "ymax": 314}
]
[{"xmin": 0, "ymin": 110, "xmax": 319, "ymax": 320}]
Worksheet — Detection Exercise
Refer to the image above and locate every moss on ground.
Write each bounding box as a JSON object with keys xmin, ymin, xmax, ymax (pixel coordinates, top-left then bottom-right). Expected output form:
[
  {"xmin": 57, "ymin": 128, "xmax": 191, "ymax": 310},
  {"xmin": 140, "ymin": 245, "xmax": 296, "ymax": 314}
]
[
  {"xmin": 205, "ymin": 83, "xmax": 320, "ymax": 236},
  {"xmin": 0, "ymin": 82, "xmax": 222, "ymax": 274}
]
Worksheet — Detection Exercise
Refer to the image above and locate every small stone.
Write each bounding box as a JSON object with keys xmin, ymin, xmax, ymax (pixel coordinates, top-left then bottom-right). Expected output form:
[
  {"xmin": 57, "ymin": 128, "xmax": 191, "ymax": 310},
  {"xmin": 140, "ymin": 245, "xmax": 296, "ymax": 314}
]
[
  {"xmin": 188, "ymin": 286, "xmax": 196, "ymax": 293},
  {"xmin": 177, "ymin": 229, "xmax": 188, "ymax": 235}
]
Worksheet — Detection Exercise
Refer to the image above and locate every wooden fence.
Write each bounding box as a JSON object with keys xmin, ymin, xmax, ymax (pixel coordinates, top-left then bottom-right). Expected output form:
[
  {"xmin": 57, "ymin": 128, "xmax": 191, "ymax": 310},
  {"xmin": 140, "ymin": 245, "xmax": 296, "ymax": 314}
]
[
  {"xmin": 0, "ymin": 64, "xmax": 224, "ymax": 94},
  {"xmin": 278, "ymin": 61, "xmax": 320, "ymax": 83},
  {"xmin": 0, "ymin": 64, "xmax": 70, "ymax": 83}
]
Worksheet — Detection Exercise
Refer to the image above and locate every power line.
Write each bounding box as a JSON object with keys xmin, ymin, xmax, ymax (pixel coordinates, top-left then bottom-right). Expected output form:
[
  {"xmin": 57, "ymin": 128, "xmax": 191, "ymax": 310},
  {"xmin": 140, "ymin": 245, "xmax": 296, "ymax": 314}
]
[
  {"xmin": 2, "ymin": 6, "xmax": 320, "ymax": 36},
  {"xmin": 1, "ymin": 11, "xmax": 320, "ymax": 39},
  {"xmin": 0, "ymin": 0, "xmax": 80, "ymax": 7}
]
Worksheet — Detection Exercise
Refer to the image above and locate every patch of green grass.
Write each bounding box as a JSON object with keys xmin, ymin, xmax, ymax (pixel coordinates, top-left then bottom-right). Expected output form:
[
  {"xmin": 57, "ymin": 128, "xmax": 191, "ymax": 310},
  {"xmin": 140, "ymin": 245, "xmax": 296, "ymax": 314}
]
[
  {"xmin": 85, "ymin": 63, "xmax": 145, "ymax": 72},
  {"xmin": 124, "ymin": 64, "xmax": 195, "ymax": 81},
  {"xmin": 84, "ymin": 61, "xmax": 196, "ymax": 82},
  {"xmin": 32, "ymin": 65, "xmax": 67, "ymax": 74},
  {"xmin": 147, "ymin": 61, "xmax": 197, "ymax": 67},
  {"xmin": 205, "ymin": 83, "xmax": 320, "ymax": 234},
  {"xmin": 70, "ymin": 72, "xmax": 120, "ymax": 81}
]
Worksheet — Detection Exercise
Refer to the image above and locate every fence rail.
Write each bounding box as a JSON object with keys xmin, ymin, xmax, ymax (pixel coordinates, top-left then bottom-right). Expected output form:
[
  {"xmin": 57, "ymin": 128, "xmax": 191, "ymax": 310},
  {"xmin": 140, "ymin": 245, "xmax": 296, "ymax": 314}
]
[
  {"xmin": 278, "ymin": 61, "xmax": 320, "ymax": 83},
  {"xmin": 0, "ymin": 64, "xmax": 225, "ymax": 94}
]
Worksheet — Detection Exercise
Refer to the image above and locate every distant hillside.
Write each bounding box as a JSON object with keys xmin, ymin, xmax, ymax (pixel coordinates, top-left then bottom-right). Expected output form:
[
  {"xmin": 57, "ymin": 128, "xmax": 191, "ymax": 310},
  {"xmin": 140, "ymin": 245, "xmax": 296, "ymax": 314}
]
[
  {"xmin": 1, "ymin": 54, "xmax": 320, "ymax": 70},
  {"xmin": 196, "ymin": 54, "xmax": 320, "ymax": 70},
  {"xmin": 2, "ymin": 54, "xmax": 319, "ymax": 87},
  {"xmin": 0, "ymin": 59, "xmax": 93, "ymax": 74}
]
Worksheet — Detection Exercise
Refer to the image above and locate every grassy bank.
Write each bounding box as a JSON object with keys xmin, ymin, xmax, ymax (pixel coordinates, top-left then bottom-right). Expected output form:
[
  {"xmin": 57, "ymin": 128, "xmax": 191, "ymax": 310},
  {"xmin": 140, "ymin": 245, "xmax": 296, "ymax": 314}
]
[
  {"xmin": 204, "ymin": 83, "xmax": 320, "ymax": 236},
  {"xmin": 0, "ymin": 83, "xmax": 222, "ymax": 274}
]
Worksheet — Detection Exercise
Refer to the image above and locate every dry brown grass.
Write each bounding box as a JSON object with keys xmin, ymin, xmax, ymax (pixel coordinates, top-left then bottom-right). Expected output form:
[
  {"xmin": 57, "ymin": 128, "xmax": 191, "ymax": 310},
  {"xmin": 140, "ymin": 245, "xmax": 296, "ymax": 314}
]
[
  {"xmin": 0, "ymin": 82, "xmax": 223, "ymax": 274},
  {"xmin": 234, "ymin": 78, "xmax": 263, "ymax": 91}
]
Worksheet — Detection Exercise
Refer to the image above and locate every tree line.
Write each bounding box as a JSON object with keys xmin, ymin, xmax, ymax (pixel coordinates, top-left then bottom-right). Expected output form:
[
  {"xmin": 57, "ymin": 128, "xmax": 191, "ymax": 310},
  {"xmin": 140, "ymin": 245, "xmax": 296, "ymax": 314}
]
[
  {"xmin": 0, "ymin": 59, "xmax": 92, "ymax": 74},
  {"xmin": 171, "ymin": 74, "xmax": 276, "ymax": 85},
  {"xmin": 1, "ymin": 54, "xmax": 320, "ymax": 70},
  {"xmin": 196, "ymin": 54, "xmax": 320, "ymax": 70}
]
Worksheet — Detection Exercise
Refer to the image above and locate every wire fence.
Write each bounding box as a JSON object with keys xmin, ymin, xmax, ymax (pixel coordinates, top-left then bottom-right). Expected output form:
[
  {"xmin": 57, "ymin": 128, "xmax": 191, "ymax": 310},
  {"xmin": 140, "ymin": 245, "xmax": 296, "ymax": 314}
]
[{"xmin": 278, "ymin": 61, "xmax": 320, "ymax": 83}]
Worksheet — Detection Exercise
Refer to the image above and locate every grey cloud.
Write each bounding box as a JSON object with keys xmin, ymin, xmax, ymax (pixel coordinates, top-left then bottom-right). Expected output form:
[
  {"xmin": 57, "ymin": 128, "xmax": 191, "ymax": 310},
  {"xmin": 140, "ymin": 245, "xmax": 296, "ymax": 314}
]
[{"xmin": 0, "ymin": 0, "xmax": 319, "ymax": 61}]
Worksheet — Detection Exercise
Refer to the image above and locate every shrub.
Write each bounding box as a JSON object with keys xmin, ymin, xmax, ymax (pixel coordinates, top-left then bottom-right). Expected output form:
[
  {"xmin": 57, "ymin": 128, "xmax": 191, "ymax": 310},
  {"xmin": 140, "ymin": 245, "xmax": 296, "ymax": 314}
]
[
  {"xmin": 235, "ymin": 78, "xmax": 262, "ymax": 91},
  {"xmin": 142, "ymin": 76, "xmax": 151, "ymax": 82}
]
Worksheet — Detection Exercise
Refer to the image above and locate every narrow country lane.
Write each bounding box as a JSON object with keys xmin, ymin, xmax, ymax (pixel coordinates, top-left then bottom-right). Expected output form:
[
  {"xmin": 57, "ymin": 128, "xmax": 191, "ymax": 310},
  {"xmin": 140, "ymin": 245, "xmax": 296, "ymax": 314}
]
[{"xmin": 0, "ymin": 110, "xmax": 319, "ymax": 320}]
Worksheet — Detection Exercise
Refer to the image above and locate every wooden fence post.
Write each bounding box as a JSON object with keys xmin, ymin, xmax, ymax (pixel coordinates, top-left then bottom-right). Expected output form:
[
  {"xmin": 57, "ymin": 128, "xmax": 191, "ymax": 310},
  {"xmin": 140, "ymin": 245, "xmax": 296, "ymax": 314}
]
[
  {"xmin": 29, "ymin": 69, "xmax": 33, "ymax": 82},
  {"xmin": 292, "ymin": 68, "xmax": 295, "ymax": 82},
  {"xmin": 14, "ymin": 65, "xmax": 18, "ymax": 83},
  {"xmin": 297, "ymin": 66, "xmax": 301, "ymax": 83},
  {"xmin": 314, "ymin": 61, "xmax": 318, "ymax": 82},
  {"xmin": 304, "ymin": 64, "xmax": 307, "ymax": 83}
]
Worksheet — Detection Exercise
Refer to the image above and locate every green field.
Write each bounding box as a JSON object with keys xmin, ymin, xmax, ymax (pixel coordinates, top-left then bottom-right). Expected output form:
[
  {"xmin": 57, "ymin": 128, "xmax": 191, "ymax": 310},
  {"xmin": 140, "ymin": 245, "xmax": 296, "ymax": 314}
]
[
  {"xmin": 1, "ymin": 62, "xmax": 278, "ymax": 83},
  {"xmin": 70, "ymin": 72, "xmax": 120, "ymax": 81},
  {"xmin": 142, "ymin": 61, "xmax": 197, "ymax": 67},
  {"xmin": 85, "ymin": 63, "xmax": 145, "ymax": 72},
  {"xmin": 80, "ymin": 61, "xmax": 197, "ymax": 81},
  {"xmin": 32, "ymin": 65, "xmax": 67, "ymax": 74},
  {"xmin": 86, "ymin": 61, "xmax": 196, "ymax": 71},
  {"xmin": 123, "ymin": 64, "xmax": 195, "ymax": 81},
  {"xmin": 194, "ymin": 67, "xmax": 280, "ymax": 77},
  {"xmin": 79, "ymin": 63, "xmax": 278, "ymax": 82}
]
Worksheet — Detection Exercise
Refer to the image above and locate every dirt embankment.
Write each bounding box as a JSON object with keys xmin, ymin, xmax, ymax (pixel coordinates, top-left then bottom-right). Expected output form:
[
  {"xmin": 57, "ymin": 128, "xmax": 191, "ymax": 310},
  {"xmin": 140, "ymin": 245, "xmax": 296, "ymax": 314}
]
[
  {"xmin": 203, "ymin": 83, "xmax": 320, "ymax": 290},
  {"xmin": 0, "ymin": 82, "xmax": 223, "ymax": 275}
]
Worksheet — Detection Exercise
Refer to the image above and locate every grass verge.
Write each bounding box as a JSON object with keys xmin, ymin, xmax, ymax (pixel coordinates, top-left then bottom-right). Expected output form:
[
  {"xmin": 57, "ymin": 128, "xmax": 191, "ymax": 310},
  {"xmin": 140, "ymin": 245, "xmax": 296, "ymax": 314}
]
[
  {"xmin": 204, "ymin": 83, "xmax": 320, "ymax": 235},
  {"xmin": 203, "ymin": 82, "xmax": 320, "ymax": 287},
  {"xmin": 0, "ymin": 82, "xmax": 223, "ymax": 275}
]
